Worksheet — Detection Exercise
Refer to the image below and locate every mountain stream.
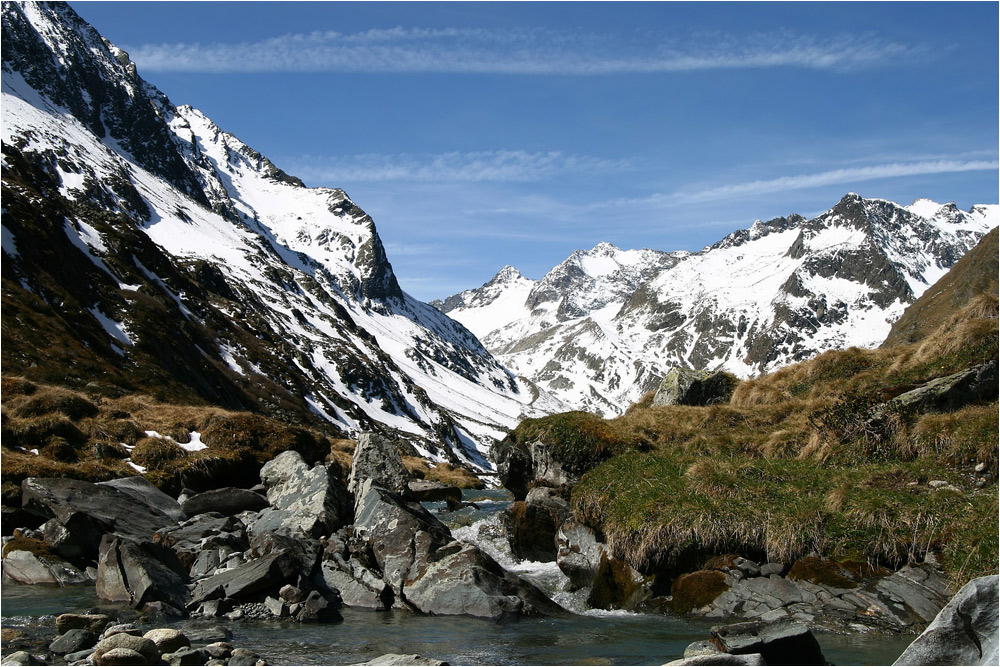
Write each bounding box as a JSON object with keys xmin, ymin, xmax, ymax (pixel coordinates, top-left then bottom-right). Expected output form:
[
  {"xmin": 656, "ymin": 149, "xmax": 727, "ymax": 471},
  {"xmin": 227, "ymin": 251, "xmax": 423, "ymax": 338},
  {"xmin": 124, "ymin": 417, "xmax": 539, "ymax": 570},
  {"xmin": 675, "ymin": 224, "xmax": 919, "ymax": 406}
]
[{"xmin": 1, "ymin": 490, "xmax": 914, "ymax": 665}]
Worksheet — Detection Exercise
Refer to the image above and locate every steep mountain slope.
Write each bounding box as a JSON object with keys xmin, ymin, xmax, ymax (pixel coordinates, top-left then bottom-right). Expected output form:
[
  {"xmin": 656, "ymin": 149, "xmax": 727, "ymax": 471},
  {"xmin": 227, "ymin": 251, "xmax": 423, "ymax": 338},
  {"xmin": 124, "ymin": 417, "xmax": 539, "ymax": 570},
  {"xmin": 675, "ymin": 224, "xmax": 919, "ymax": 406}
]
[
  {"xmin": 437, "ymin": 197, "xmax": 997, "ymax": 416},
  {"xmin": 882, "ymin": 226, "xmax": 998, "ymax": 347},
  {"xmin": 1, "ymin": 1, "xmax": 562, "ymax": 468}
]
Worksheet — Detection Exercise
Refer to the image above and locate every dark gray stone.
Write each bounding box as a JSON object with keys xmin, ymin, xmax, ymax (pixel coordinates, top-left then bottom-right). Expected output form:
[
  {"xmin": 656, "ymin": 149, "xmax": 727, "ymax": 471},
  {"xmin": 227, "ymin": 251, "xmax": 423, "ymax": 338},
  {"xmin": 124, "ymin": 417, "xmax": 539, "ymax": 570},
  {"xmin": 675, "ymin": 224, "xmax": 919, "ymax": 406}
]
[
  {"xmin": 407, "ymin": 480, "xmax": 461, "ymax": 505},
  {"xmin": 49, "ymin": 628, "xmax": 97, "ymax": 655},
  {"xmin": 712, "ymin": 619, "xmax": 826, "ymax": 666},
  {"xmin": 164, "ymin": 646, "xmax": 209, "ymax": 666},
  {"xmin": 95, "ymin": 536, "xmax": 188, "ymax": 611},
  {"xmin": 1, "ymin": 548, "xmax": 89, "ymax": 585},
  {"xmin": 180, "ymin": 488, "xmax": 268, "ymax": 518},
  {"xmin": 653, "ymin": 368, "xmax": 737, "ymax": 407},
  {"xmin": 97, "ymin": 476, "xmax": 186, "ymax": 523},
  {"xmin": 556, "ymin": 517, "xmax": 607, "ymax": 590},
  {"xmin": 187, "ymin": 549, "xmax": 299, "ymax": 606},
  {"xmin": 893, "ymin": 575, "xmax": 999, "ymax": 666},
  {"xmin": 502, "ymin": 488, "xmax": 570, "ymax": 563},
  {"xmin": 348, "ymin": 433, "xmax": 411, "ymax": 499},
  {"xmin": 21, "ymin": 478, "xmax": 179, "ymax": 558},
  {"xmin": 890, "ymin": 360, "xmax": 998, "ymax": 414}
]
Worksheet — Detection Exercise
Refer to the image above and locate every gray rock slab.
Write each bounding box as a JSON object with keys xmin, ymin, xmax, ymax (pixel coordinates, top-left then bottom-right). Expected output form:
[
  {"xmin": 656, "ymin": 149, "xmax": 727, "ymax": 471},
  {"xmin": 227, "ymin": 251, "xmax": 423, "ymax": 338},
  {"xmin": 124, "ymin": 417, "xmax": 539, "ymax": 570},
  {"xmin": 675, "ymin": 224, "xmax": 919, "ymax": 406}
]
[
  {"xmin": 348, "ymin": 433, "xmax": 411, "ymax": 498},
  {"xmin": 893, "ymin": 575, "xmax": 999, "ymax": 666},
  {"xmin": 180, "ymin": 488, "xmax": 268, "ymax": 518},
  {"xmin": 352, "ymin": 655, "xmax": 449, "ymax": 666},
  {"xmin": 97, "ymin": 476, "xmax": 186, "ymax": 523},
  {"xmin": 712, "ymin": 619, "xmax": 827, "ymax": 665}
]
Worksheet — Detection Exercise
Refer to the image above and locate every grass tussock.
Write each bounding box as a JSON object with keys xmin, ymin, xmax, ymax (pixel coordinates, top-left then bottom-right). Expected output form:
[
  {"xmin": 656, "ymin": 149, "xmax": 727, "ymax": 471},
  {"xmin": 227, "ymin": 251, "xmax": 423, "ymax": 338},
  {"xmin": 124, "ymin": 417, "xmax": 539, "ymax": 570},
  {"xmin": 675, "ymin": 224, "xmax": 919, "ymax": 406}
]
[
  {"xmin": 1, "ymin": 378, "xmax": 343, "ymax": 495},
  {"xmin": 563, "ymin": 297, "xmax": 997, "ymax": 586}
]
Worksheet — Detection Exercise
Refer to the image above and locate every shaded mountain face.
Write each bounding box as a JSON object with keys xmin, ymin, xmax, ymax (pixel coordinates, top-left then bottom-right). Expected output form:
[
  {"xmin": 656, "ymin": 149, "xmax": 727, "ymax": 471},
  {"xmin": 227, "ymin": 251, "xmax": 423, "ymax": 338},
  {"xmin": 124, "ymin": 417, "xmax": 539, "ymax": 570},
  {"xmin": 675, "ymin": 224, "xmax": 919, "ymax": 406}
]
[
  {"xmin": 882, "ymin": 227, "xmax": 999, "ymax": 347},
  {"xmin": 436, "ymin": 196, "xmax": 997, "ymax": 417},
  {"xmin": 1, "ymin": 1, "xmax": 564, "ymax": 468}
]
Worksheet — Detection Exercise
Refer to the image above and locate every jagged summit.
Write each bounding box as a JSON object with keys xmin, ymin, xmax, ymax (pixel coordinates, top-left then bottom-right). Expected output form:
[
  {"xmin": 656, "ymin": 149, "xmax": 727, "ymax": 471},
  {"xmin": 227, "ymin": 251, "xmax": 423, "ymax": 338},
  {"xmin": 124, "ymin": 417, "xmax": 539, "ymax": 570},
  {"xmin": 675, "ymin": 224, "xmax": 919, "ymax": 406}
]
[
  {"xmin": 436, "ymin": 195, "xmax": 997, "ymax": 416},
  {"xmin": 1, "ymin": 0, "xmax": 563, "ymax": 466}
]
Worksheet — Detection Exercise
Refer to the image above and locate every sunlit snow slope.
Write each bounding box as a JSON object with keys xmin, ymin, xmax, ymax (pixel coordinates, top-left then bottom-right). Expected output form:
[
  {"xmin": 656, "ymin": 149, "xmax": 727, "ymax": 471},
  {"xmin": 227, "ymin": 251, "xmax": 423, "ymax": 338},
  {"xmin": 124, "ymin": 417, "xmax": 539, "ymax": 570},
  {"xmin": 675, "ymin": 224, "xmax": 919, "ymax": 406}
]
[
  {"xmin": 437, "ymin": 199, "xmax": 997, "ymax": 417},
  {"xmin": 1, "ymin": 1, "xmax": 565, "ymax": 468}
]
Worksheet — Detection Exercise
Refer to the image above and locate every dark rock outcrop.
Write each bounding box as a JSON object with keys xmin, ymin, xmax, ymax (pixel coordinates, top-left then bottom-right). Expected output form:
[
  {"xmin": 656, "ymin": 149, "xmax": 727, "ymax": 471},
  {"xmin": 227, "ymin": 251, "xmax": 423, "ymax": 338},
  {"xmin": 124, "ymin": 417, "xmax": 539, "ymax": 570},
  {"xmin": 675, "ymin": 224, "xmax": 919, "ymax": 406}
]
[
  {"xmin": 180, "ymin": 488, "xmax": 268, "ymax": 518},
  {"xmin": 252, "ymin": 451, "xmax": 351, "ymax": 539},
  {"xmin": 502, "ymin": 487, "xmax": 570, "ymax": 563},
  {"xmin": 652, "ymin": 368, "xmax": 738, "ymax": 407},
  {"xmin": 348, "ymin": 433, "xmax": 411, "ymax": 499},
  {"xmin": 556, "ymin": 518, "xmax": 607, "ymax": 590},
  {"xmin": 710, "ymin": 619, "xmax": 827, "ymax": 666},
  {"xmin": 95, "ymin": 536, "xmax": 188, "ymax": 613}
]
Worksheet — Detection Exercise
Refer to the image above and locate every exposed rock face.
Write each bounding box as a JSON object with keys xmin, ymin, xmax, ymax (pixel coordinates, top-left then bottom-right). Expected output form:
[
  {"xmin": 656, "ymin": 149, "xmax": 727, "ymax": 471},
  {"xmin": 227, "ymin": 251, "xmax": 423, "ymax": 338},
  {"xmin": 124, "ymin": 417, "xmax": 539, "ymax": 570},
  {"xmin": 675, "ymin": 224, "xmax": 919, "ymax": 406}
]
[
  {"xmin": 556, "ymin": 518, "xmax": 607, "ymax": 590},
  {"xmin": 406, "ymin": 480, "xmax": 462, "ymax": 506},
  {"xmin": 711, "ymin": 619, "xmax": 827, "ymax": 666},
  {"xmin": 96, "ymin": 536, "xmax": 189, "ymax": 613},
  {"xmin": 1, "ymin": 548, "xmax": 90, "ymax": 585},
  {"xmin": 493, "ymin": 437, "xmax": 577, "ymax": 501},
  {"xmin": 180, "ymin": 488, "xmax": 268, "ymax": 518},
  {"xmin": 586, "ymin": 553, "xmax": 652, "ymax": 611},
  {"xmin": 20, "ymin": 477, "xmax": 180, "ymax": 558},
  {"xmin": 252, "ymin": 451, "xmax": 352, "ymax": 539},
  {"xmin": 348, "ymin": 433, "xmax": 411, "ymax": 499},
  {"xmin": 652, "ymin": 368, "xmax": 738, "ymax": 407},
  {"xmin": 893, "ymin": 575, "xmax": 999, "ymax": 666},
  {"xmin": 889, "ymin": 360, "xmax": 998, "ymax": 413}
]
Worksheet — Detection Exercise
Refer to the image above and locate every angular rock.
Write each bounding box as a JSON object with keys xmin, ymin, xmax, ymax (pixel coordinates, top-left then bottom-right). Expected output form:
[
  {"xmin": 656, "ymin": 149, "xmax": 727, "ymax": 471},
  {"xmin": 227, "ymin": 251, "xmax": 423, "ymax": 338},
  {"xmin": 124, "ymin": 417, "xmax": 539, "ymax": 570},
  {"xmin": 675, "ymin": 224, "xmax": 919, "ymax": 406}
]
[
  {"xmin": 403, "ymin": 540, "xmax": 568, "ymax": 620},
  {"xmin": 21, "ymin": 478, "xmax": 179, "ymax": 558},
  {"xmin": 317, "ymin": 558, "xmax": 394, "ymax": 610},
  {"xmin": 876, "ymin": 564, "xmax": 953, "ymax": 624},
  {"xmin": 406, "ymin": 480, "xmax": 462, "ymax": 506},
  {"xmin": 711, "ymin": 619, "xmax": 826, "ymax": 666},
  {"xmin": 96, "ymin": 536, "xmax": 188, "ymax": 611},
  {"xmin": 556, "ymin": 518, "xmax": 607, "ymax": 590},
  {"xmin": 155, "ymin": 513, "xmax": 249, "ymax": 571},
  {"xmin": 163, "ymin": 647, "xmax": 209, "ymax": 666},
  {"xmin": 1, "ymin": 549, "xmax": 89, "ymax": 585},
  {"xmin": 652, "ymin": 368, "xmax": 737, "ymax": 407},
  {"xmin": 492, "ymin": 438, "xmax": 577, "ymax": 501},
  {"xmin": 890, "ymin": 360, "xmax": 998, "ymax": 413},
  {"xmin": 893, "ymin": 575, "xmax": 999, "ymax": 666},
  {"xmin": 181, "ymin": 488, "xmax": 269, "ymax": 518},
  {"xmin": 49, "ymin": 628, "xmax": 97, "ymax": 655},
  {"xmin": 187, "ymin": 549, "xmax": 299, "ymax": 607},
  {"xmin": 348, "ymin": 433, "xmax": 411, "ymax": 499},
  {"xmin": 294, "ymin": 589, "xmax": 342, "ymax": 623},
  {"xmin": 97, "ymin": 477, "xmax": 186, "ymax": 523},
  {"xmin": 0, "ymin": 651, "xmax": 37, "ymax": 666},
  {"xmin": 253, "ymin": 452, "xmax": 351, "ymax": 539},
  {"xmin": 502, "ymin": 487, "xmax": 570, "ymax": 563},
  {"xmin": 587, "ymin": 553, "xmax": 652, "ymax": 611}
]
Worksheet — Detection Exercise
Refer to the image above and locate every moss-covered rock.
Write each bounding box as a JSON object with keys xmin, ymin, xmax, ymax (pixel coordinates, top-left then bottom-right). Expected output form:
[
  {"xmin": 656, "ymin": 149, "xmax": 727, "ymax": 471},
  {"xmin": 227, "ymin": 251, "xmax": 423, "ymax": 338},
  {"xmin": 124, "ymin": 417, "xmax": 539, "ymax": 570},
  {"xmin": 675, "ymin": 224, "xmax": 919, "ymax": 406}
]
[{"xmin": 670, "ymin": 569, "xmax": 730, "ymax": 614}]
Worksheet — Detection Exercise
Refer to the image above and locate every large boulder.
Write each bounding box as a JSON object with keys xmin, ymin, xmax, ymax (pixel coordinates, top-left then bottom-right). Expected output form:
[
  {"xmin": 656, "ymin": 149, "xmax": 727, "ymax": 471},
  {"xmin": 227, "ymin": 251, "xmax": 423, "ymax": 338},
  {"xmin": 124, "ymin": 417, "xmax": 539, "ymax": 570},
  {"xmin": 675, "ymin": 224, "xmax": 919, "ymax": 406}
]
[
  {"xmin": 20, "ymin": 478, "xmax": 179, "ymax": 558},
  {"xmin": 180, "ymin": 488, "xmax": 268, "ymax": 518},
  {"xmin": 893, "ymin": 575, "xmax": 999, "ymax": 666},
  {"xmin": 502, "ymin": 487, "xmax": 570, "ymax": 563},
  {"xmin": 407, "ymin": 480, "xmax": 462, "ymax": 506},
  {"xmin": 96, "ymin": 536, "xmax": 188, "ymax": 613},
  {"xmin": 711, "ymin": 619, "xmax": 827, "ymax": 666},
  {"xmin": 253, "ymin": 451, "xmax": 351, "ymax": 539},
  {"xmin": 97, "ymin": 477, "xmax": 186, "ymax": 523},
  {"xmin": 586, "ymin": 553, "xmax": 652, "ymax": 611},
  {"xmin": 1, "ymin": 548, "xmax": 90, "ymax": 585},
  {"xmin": 402, "ymin": 540, "xmax": 568, "ymax": 620},
  {"xmin": 556, "ymin": 518, "xmax": 607, "ymax": 590},
  {"xmin": 348, "ymin": 433, "xmax": 410, "ymax": 499},
  {"xmin": 652, "ymin": 368, "xmax": 737, "ymax": 407},
  {"xmin": 187, "ymin": 549, "xmax": 300, "ymax": 607},
  {"xmin": 492, "ymin": 439, "xmax": 575, "ymax": 501},
  {"xmin": 890, "ymin": 361, "xmax": 998, "ymax": 413}
]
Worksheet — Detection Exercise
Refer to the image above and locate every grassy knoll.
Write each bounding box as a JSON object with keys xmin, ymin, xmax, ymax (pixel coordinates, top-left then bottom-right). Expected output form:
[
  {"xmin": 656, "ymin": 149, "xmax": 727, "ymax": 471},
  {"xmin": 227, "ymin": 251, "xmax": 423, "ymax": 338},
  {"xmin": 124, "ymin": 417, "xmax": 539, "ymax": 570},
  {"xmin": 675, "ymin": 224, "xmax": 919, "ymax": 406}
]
[{"xmin": 568, "ymin": 297, "xmax": 998, "ymax": 588}]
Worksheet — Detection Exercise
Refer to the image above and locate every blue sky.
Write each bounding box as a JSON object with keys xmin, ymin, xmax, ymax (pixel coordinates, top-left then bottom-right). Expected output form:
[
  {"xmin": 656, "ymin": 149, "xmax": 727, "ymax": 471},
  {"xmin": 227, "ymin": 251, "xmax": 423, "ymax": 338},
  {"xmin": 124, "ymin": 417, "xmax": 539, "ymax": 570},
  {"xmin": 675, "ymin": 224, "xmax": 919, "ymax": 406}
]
[{"xmin": 71, "ymin": 2, "xmax": 999, "ymax": 301}]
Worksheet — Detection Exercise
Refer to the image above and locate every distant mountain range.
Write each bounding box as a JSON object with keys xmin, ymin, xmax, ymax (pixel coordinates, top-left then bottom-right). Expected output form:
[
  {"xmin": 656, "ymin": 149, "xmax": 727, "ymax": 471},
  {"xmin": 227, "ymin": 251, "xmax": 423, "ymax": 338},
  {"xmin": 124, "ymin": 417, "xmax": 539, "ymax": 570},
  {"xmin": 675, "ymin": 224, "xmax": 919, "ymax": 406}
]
[
  {"xmin": 0, "ymin": 1, "xmax": 565, "ymax": 470},
  {"xmin": 434, "ymin": 196, "xmax": 997, "ymax": 416}
]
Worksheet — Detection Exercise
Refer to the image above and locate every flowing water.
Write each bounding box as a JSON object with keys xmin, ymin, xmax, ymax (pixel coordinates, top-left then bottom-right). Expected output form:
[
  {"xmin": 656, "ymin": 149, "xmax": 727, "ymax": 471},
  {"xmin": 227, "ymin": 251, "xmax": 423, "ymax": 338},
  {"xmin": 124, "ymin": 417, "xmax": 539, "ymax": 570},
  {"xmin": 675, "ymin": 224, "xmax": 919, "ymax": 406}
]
[{"xmin": 1, "ymin": 490, "xmax": 914, "ymax": 665}]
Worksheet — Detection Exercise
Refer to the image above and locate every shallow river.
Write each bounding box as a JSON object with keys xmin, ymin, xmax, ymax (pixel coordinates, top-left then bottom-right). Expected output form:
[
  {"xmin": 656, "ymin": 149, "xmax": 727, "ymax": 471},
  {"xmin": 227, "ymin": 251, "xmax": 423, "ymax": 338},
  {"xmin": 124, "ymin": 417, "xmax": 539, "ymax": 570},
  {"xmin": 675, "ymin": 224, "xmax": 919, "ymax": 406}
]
[{"xmin": 1, "ymin": 490, "xmax": 914, "ymax": 665}]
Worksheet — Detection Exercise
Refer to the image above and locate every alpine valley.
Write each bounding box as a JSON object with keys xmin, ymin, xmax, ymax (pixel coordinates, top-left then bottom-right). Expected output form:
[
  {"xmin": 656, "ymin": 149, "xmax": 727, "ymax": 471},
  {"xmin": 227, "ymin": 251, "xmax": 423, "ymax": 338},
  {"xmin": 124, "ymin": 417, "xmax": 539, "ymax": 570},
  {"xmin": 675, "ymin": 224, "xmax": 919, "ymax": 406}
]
[
  {"xmin": 435, "ymin": 197, "xmax": 997, "ymax": 416},
  {"xmin": 1, "ymin": 1, "xmax": 569, "ymax": 472}
]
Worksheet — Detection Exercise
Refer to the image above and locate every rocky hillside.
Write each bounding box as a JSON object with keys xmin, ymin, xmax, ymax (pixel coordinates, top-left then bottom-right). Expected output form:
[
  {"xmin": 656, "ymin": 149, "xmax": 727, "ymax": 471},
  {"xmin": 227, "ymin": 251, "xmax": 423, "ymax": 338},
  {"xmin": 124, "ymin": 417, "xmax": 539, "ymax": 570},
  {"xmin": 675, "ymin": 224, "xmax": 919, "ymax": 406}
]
[
  {"xmin": 1, "ymin": 1, "xmax": 564, "ymax": 469},
  {"xmin": 489, "ymin": 250, "xmax": 998, "ymax": 625},
  {"xmin": 437, "ymin": 197, "xmax": 997, "ymax": 417}
]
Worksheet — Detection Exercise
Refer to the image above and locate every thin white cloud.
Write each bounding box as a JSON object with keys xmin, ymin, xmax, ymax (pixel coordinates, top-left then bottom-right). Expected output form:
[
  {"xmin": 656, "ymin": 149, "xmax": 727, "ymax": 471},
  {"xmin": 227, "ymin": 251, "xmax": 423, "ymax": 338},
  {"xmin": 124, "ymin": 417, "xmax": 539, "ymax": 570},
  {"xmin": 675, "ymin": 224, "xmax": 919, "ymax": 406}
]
[
  {"xmin": 288, "ymin": 150, "xmax": 630, "ymax": 183},
  {"xmin": 612, "ymin": 159, "xmax": 999, "ymax": 209},
  {"xmin": 125, "ymin": 27, "xmax": 930, "ymax": 74}
]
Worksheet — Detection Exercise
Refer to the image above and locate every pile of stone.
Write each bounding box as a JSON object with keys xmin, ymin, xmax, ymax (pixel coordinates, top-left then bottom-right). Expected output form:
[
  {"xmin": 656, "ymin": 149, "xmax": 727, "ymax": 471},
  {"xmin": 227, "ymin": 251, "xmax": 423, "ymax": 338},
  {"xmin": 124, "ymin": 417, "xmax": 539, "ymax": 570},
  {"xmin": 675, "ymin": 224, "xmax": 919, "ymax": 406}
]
[
  {"xmin": 2, "ymin": 615, "xmax": 264, "ymax": 666},
  {"xmin": 2, "ymin": 432, "xmax": 565, "ymax": 625}
]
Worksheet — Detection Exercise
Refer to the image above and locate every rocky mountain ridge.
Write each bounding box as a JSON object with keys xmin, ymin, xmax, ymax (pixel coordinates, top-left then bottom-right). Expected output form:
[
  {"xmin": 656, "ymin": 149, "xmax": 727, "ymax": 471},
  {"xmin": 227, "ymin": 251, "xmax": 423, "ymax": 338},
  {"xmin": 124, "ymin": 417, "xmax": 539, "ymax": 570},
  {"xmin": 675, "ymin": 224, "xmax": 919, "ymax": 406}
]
[
  {"xmin": 1, "ymin": 1, "xmax": 564, "ymax": 469},
  {"xmin": 436, "ymin": 195, "xmax": 997, "ymax": 416}
]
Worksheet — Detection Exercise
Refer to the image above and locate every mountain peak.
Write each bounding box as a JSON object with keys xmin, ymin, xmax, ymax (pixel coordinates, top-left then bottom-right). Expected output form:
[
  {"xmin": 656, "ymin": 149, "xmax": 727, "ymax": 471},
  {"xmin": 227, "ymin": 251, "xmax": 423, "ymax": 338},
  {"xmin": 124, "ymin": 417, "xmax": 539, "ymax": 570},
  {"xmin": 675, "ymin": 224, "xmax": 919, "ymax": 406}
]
[{"xmin": 490, "ymin": 265, "xmax": 525, "ymax": 284}]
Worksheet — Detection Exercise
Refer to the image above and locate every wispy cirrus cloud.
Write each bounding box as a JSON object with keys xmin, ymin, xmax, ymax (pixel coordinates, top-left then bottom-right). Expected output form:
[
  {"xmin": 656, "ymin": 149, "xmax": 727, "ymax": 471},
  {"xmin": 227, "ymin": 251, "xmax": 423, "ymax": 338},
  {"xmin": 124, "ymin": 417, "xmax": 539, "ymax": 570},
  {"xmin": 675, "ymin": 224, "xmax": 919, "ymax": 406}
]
[
  {"xmin": 287, "ymin": 150, "xmax": 630, "ymax": 183},
  {"xmin": 625, "ymin": 159, "xmax": 999, "ymax": 208},
  {"xmin": 125, "ymin": 27, "xmax": 932, "ymax": 74}
]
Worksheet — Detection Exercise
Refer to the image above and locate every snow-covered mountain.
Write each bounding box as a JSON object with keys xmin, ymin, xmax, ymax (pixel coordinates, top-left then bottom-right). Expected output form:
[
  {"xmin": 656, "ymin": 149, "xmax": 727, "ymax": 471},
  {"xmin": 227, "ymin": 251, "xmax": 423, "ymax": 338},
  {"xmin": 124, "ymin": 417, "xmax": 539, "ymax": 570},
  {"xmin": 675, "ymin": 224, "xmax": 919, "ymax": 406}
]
[
  {"xmin": 0, "ymin": 1, "xmax": 565, "ymax": 468},
  {"xmin": 436, "ymin": 197, "xmax": 998, "ymax": 417}
]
